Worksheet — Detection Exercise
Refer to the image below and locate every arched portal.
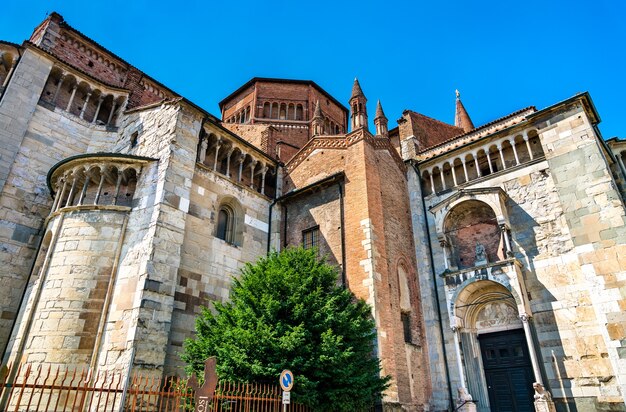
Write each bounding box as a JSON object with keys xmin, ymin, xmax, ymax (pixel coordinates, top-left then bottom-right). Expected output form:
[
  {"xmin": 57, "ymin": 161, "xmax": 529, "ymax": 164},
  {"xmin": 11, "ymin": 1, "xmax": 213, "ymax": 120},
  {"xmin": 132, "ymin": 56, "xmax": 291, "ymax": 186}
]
[{"xmin": 453, "ymin": 280, "xmax": 535, "ymax": 412}]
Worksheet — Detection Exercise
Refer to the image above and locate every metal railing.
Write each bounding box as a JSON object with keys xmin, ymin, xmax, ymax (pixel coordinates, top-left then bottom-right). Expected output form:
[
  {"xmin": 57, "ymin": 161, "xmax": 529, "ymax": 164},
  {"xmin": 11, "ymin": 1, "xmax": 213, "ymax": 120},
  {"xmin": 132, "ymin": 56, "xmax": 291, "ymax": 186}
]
[{"xmin": 0, "ymin": 363, "xmax": 311, "ymax": 411}]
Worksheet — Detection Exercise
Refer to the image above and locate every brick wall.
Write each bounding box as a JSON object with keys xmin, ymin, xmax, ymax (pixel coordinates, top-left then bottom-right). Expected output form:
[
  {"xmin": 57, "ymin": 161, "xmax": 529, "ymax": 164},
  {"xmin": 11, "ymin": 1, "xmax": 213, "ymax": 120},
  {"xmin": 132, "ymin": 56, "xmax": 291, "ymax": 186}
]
[{"xmin": 283, "ymin": 134, "xmax": 431, "ymax": 409}]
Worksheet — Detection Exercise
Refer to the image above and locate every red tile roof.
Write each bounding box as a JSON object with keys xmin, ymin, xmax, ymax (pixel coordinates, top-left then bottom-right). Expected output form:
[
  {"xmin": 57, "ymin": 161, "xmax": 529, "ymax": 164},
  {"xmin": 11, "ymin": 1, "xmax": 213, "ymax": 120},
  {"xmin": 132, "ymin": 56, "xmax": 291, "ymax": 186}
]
[
  {"xmin": 417, "ymin": 106, "xmax": 535, "ymax": 154},
  {"xmin": 403, "ymin": 111, "xmax": 465, "ymax": 151}
]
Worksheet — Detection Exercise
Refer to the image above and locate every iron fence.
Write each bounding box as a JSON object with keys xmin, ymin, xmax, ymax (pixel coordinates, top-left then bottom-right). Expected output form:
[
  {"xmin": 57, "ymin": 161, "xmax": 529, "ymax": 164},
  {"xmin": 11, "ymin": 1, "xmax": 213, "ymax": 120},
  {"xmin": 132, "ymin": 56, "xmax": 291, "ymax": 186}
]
[{"xmin": 0, "ymin": 363, "xmax": 311, "ymax": 412}]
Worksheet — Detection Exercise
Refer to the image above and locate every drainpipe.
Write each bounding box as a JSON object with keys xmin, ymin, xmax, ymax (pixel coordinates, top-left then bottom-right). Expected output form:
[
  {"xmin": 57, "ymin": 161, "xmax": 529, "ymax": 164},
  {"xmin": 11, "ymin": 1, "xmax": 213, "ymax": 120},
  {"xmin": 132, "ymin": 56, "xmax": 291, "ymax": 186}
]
[
  {"xmin": 266, "ymin": 164, "xmax": 281, "ymax": 254},
  {"xmin": 410, "ymin": 160, "xmax": 454, "ymax": 411},
  {"xmin": 267, "ymin": 199, "xmax": 277, "ymax": 254},
  {"xmin": 282, "ymin": 204, "xmax": 288, "ymax": 249}
]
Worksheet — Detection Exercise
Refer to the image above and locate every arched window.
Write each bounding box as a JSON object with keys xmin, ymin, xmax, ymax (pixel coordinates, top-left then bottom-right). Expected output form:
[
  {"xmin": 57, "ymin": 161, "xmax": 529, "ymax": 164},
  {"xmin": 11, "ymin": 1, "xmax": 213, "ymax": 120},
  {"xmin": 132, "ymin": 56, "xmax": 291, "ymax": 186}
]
[
  {"xmin": 215, "ymin": 198, "xmax": 244, "ymax": 246},
  {"xmin": 216, "ymin": 205, "xmax": 234, "ymax": 243},
  {"xmin": 444, "ymin": 200, "xmax": 502, "ymax": 269}
]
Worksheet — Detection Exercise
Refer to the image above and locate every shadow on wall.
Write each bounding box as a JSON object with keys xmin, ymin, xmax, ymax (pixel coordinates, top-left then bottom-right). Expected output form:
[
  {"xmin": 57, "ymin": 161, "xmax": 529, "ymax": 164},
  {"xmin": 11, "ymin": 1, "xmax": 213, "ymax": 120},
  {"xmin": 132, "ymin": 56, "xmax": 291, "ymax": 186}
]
[
  {"xmin": 507, "ymin": 199, "xmax": 576, "ymax": 412},
  {"xmin": 281, "ymin": 182, "xmax": 344, "ymax": 278}
]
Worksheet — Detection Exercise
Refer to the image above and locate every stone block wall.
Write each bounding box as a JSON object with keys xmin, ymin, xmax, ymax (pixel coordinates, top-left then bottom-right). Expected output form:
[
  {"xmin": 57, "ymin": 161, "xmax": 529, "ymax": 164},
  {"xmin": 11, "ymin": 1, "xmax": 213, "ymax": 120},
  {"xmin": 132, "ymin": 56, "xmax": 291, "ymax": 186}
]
[
  {"xmin": 406, "ymin": 165, "xmax": 451, "ymax": 411},
  {"xmin": 103, "ymin": 102, "xmax": 201, "ymax": 377},
  {"xmin": 14, "ymin": 209, "xmax": 127, "ymax": 368},
  {"xmin": 163, "ymin": 165, "xmax": 271, "ymax": 375},
  {"xmin": 419, "ymin": 100, "xmax": 626, "ymax": 410},
  {"xmin": 0, "ymin": 49, "xmax": 122, "ymax": 355},
  {"xmin": 533, "ymin": 103, "xmax": 626, "ymax": 409}
]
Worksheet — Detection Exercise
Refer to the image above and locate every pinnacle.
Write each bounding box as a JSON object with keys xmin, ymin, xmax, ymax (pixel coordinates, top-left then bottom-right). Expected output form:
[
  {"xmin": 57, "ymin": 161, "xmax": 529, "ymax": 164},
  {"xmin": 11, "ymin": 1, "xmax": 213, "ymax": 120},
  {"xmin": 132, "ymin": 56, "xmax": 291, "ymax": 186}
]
[
  {"xmin": 313, "ymin": 99, "xmax": 323, "ymax": 118},
  {"xmin": 375, "ymin": 100, "xmax": 386, "ymax": 120},
  {"xmin": 351, "ymin": 78, "xmax": 365, "ymax": 99},
  {"xmin": 454, "ymin": 90, "xmax": 474, "ymax": 132}
]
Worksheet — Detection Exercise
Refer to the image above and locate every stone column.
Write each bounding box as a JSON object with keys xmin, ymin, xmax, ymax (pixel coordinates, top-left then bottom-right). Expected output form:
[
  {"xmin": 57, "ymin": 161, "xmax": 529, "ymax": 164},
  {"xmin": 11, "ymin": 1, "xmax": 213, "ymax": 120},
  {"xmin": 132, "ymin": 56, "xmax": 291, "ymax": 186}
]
[
  {"xmin": 225, "ymin": 148, "xmax": 235, "ymax": 178},
  {"xmin": 500, "ymin": 224, "xmax": 512, "ymax": 256},
  {"xmin": 497, "ymin": 144, "xmax": 507, "ymax": 170},
  {"xmin": 452, "ymin": 326, "xmax": 467, "ymax": 389},
  {"xmin": 524, "ymin": 132, "xmax": 534, "ymax": 160},
  {"xmin": 92, "ymin": 96, "xmax": 104, "ymax": 124},
  {"xmin": 439, "ymin": 166, "xmax": 446, "ymax": 190},
  {"xmin": 79, "ymin": 92, "xmax": 92, "ymax": 120},
  {"xmin": 249, "ymin": 160, "xmax": 258, "ymax": 188},
  {"xmin": 519, "ymin": 315, "xmax": 557, "ymax": 412},
  {"xmin": 65, "ymin": 85, "xmax": 78, "ymax": 112},
  {"xmin": 473, "ymin": 153, "xmax": 481, "ymax": 177},
  {"xmin": 113, "ymin": 172, "xmax": 123, "ymax": 205},
  {"xmin": 260, "ymin": 167, "xmax": 268, "ymax": 195},
  {"xmin": 440, "ymin": 240, "xmax": 450, "ymax": 270},
  {"xmin": 64, "ymin": 174, "xmax": 78, "ymax": 207},
  {"xmin": 520, "ymin": 314, "xmax": 543, "ymax": 384},
  {"xmin": 77, "ymin": 169, "xmax": 91, "ymax": 205},
  {"xmin": 52, "ymin": 73, "xmax": 66, "ymax": 104},
  {"xmin": 107, "ymin": 100, "xmax": 118, "ymax": 126},
  {"xmin": 213, "ymin": 139, "xmax": 222, "ymax": 171},
  {"xmin": 94, "ymin": 169, "xmax": 106, "ymax": 205},
  {"xmin": 238, "ymin": 154, "xmax": 246, "ymax": 182},
  {"xmin": 485, "ymin": 150, "xmax": 494, "ymax": 173},
  {"xmin": 616, "ymin": 151, "xmax": 626, "ymax": 179},
  {"xmin": 51, "ymin": 178, "xmax": 66, "ymax": 212},
  {"xmin": 450, "ymin": 162, "xmax": 458, "ymax": 186},
  {"xmin": 510, "ymin": 139, "xmax": 520, "ymax": 165},
  {"xmin": 2, "ymin": 56, "xmax": 19, "ymax": 88},
  {"xmin": 429, "ymin": 171, "xmax": 435, "ymax": 194},
  {"xmin": 197, "ymin": 137, "xmax": 208, "ymax": 163},
  {"xmin": 461, "ymin": 158, "xmax": 469, "ymax": 182}
]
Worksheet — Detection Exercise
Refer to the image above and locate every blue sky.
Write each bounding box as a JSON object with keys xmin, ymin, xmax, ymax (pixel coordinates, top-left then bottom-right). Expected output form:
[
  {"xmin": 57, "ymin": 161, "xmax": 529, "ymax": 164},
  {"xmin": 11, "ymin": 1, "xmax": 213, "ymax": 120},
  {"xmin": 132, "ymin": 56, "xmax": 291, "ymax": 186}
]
[{"xmin": 2, "ymin": 0, "xmax": 624, "ymax": 138}]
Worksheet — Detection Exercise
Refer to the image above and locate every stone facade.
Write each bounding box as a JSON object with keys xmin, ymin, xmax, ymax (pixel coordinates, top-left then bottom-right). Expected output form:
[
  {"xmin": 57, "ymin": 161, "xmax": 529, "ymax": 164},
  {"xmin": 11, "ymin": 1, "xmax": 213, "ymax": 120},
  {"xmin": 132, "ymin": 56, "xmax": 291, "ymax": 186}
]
[{"xmin": 1, "ymin": 12, "xmax": 625, "ymax": 412}]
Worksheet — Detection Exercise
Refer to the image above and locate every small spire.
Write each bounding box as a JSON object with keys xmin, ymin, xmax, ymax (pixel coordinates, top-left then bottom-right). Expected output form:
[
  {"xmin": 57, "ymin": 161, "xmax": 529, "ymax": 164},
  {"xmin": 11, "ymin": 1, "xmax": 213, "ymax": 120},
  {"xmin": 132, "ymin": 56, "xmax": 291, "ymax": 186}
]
[
  {"xmin": 375, "ymin": 100, "xmax": 386, "ymax": 120},
  {"xmin": 374, "ymin": 100, "xmax": 388, "ymax": 137},
  {"xmin": 351, "ymin": 78, "xmax": 365, "ymax": 100},
  {"xmin": 454, "ymin": 90, "xmax": 474, "ymax": 133},
  {"xmin": 313, "ymin": 100, "xmax": 323, "ymax": 118},
  {"xmin": 312, "ymin": 100, "xmax": 324, "ymax": 136}
]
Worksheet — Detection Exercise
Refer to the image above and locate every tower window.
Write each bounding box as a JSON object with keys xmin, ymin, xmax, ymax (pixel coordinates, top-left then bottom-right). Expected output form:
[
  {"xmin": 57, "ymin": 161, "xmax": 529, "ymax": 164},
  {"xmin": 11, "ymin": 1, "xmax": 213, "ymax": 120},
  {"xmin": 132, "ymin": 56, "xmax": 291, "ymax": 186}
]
[
  {"xmin": 302, "ymin": 226, "xmax": 319, "ymax": 250},
  {"xmin": 401, "ymin": 312, "xmax": 412, "ymax": 343},
  {"xmin": 216, "ymin": 205, "xmax": 235, "ymax": 244},
  {"xmin": 130, "ymin": 131, "xmax": 139, "ymax": 148}
]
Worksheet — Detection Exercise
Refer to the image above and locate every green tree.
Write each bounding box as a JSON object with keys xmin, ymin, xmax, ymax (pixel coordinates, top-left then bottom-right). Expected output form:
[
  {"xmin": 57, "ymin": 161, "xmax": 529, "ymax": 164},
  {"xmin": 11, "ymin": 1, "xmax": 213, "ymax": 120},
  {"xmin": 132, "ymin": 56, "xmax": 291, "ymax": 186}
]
[{"xmin": 181, "ymin": 247, "xmax": 389, "ymax": 411}]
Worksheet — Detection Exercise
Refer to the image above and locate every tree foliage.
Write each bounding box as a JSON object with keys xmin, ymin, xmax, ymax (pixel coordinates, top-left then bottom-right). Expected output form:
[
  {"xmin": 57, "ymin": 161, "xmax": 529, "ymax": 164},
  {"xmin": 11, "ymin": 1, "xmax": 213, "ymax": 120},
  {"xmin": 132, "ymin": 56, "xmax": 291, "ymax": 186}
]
[{"xmin": 181, "ymin": 247, "xmax": 389, "ymax": 411}]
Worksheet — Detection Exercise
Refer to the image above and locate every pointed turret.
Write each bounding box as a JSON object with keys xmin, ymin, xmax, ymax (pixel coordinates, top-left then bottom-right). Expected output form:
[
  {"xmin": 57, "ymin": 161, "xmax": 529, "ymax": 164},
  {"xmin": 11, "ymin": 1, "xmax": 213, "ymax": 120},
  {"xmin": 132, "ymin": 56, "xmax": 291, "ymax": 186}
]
[
  {"xmin": 312, "ymin": 100, "xmax": 324, "ymax": 136},
  {"xmin": 454, "ymin": 89, "xmax": 474, "ymax": 133},
  {"xmin": 351, "ymin": 78, "xmax": 365, "ymax": 99},
  {"xmin": 374, "ymin": 100, "xmax": 388, "ymax": 137},
  {"xmin": 349, "ymin": 78, "xmax": 368, "ymax": 131}
]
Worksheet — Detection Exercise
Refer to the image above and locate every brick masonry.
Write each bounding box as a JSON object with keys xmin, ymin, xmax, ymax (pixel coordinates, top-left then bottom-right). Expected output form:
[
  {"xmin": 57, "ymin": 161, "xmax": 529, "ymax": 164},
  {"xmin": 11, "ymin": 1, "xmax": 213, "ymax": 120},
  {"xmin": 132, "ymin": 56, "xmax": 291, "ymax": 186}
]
[{"xmin": 0, "ymin": 13, "xmax": 625, "ymax": 412}]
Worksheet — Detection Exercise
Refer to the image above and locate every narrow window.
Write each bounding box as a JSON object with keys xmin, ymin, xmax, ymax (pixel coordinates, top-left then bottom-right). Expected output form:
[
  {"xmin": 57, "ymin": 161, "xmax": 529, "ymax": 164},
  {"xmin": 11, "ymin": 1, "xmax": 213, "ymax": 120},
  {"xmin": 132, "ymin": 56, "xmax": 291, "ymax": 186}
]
[
  {"xmin": 130, "ymin": 131, "xmax": 139, "ymax": 148},
  {"xmin": 401, "ymin": 312, "xmax": 412, "ymax": 343},
  {"xmin": 216, "ymin": 206, "xmax": 234, "ymax": 243},
  {"xmin": 302, "ymin": 226, "xmax": 319, "ymax": 250}
]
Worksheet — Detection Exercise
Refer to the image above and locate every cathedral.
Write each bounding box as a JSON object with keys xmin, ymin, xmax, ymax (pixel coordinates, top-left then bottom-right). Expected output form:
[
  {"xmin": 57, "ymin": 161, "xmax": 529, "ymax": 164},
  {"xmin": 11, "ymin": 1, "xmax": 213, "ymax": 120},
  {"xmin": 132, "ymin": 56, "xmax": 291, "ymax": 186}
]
[{"xmin": 1, "ymin": 12, "xmax": 625, "ymax": 412}]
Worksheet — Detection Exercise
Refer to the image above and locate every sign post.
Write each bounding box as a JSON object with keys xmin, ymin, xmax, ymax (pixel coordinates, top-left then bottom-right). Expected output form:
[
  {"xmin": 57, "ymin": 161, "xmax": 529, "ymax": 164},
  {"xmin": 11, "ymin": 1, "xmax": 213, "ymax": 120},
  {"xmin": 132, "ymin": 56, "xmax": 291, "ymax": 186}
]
[{"xmin": 279, "ymin": 369, "xmax": 294, "ymax": 412}]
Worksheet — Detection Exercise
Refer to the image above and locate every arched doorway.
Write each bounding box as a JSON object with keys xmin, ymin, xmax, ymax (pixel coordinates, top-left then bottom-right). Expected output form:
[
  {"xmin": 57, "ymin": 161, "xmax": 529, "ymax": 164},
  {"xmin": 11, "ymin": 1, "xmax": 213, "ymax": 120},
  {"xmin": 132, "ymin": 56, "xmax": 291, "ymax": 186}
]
[{"xmin": 455, "ymin": 280, "xmax": 534, "ymax": 412}]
